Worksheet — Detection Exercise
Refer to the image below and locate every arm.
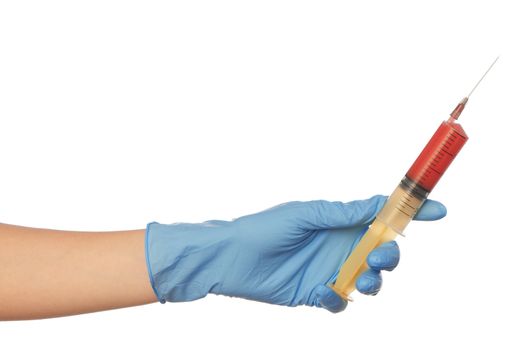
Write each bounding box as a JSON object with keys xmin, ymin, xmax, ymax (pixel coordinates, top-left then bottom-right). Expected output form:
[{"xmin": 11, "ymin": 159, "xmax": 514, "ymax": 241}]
[
  {"xmin": 1, "ymin": 196, "xmax": 446, "ymax": 319},
  {"xmin": 0, "ymin": 223, "xmax": 157, "ymax": 320}
]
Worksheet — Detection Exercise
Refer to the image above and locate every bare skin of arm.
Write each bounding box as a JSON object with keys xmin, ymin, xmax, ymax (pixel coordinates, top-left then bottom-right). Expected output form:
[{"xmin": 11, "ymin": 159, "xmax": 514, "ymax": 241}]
[{"xmin": 0, "ymin": 223, "xmax": 158, "ymax": 321}]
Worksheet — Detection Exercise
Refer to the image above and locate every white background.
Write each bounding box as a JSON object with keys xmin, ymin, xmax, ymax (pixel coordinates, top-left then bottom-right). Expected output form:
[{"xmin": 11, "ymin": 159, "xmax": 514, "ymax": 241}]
[{"xmin": 1, "ymin": 1, "xmax": 525, "ymax": 349}]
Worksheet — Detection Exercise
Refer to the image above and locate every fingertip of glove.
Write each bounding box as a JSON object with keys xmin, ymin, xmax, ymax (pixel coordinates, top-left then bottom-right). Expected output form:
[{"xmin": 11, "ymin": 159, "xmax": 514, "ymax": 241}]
[
  {"xmin": 314, "ymin": 285, "xmax": 347, "ymax": 313},
  {"xmin": 356, "ymin": 269, "xmax": 382, "ymax": 295},
  {"xmin": 367, "ymin": 241, "xmax": 400, "ymax": 271},
  {"xmin": 415, "ymin": 200, "xmax": 447, "ymax": 221},
  {"xmin": 433, "ymin": 201, "xmax": 448, "ymax": 219}
]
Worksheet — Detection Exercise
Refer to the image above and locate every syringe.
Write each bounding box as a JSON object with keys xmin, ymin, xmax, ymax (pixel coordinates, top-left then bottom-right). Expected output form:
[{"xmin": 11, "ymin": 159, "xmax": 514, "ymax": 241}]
[{"xmin": 330, "ymin": 57, "xmax": 499, "ymax": 300}]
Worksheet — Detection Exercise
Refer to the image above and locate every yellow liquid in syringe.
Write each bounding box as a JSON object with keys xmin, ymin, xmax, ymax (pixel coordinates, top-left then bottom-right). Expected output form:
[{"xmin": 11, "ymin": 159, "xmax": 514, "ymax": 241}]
[
  {"xmin": 331, "ymin": 220, "xmax": 398, "ymax": 299},
  {"xmin": 331, "ymin": 185, "xmax": 425, "ymax": 299}
]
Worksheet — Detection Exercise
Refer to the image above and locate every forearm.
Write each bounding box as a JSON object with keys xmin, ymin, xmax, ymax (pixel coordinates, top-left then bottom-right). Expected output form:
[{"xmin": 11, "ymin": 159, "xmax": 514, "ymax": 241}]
[{"xmin": 0, "ymin": 223, "xmax": 157, "ymax": 320}]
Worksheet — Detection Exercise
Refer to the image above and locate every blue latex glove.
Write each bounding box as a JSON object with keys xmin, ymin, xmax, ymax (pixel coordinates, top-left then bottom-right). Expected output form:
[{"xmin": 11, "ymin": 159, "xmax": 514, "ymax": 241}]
[{"xmin": 145, "ymin": 195, "xmax": 446, "ymax": 313}]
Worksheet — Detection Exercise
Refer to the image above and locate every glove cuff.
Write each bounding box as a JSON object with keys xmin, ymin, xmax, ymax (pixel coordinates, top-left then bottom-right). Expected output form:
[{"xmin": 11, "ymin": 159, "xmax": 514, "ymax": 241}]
[
  {"xmin": 145, "ymin": 220, "xmax": 233, "ymax": 303},
  {"xmin": 145, "ymin": 221, "xmax": 165, "ymax": 303}
]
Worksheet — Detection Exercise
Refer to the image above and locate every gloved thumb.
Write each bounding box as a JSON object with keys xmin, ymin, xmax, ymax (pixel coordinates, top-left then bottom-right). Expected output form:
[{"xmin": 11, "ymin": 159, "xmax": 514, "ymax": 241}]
[
  {"xmin": 313, "ymin": 284, "xmax": 348, "ymax": 313},
  {"xmin": 297, "ymin": 196, "xmax": 446, "ymax": 230},
  {"xmin": 299, "ymin": 195, "xmax": 387, "ymax": 230}
]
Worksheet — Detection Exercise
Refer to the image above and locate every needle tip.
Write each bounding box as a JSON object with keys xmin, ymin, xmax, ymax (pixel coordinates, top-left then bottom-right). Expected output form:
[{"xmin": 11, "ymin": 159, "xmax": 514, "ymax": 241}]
[{"xmin": 467, "ymin": 56, "xmax": 500, "ymax": 98}]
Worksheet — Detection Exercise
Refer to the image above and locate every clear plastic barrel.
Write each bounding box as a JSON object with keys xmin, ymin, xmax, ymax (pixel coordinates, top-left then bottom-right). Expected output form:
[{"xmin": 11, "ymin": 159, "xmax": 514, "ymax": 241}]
[{"xmin": 329, "ymin": 119, "xmax": 468, "ymax": 300}]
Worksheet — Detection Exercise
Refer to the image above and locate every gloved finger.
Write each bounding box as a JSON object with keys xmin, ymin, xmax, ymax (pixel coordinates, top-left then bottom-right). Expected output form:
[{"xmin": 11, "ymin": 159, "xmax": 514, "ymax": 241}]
[
  {"xmin": 414, "ymin": 199, "xmax": 447, "ymax": 221},
  {"xmin": 298, "ymin": 195, "xmax": 387, "ymax": 230},
  {"xmin": 367, "ymin": 241, "xmax": 400, "ymax": 271},
  {"xmin": 356, "ymin": 269, "xmax": 382, "ymax": 295},
  {"xmin": 297, "ymin": 196, "xmax": 446, "ymax": 230},
  {"xmin": 313, "ymin": 284, "xmax": 348, "ymax": 313}
]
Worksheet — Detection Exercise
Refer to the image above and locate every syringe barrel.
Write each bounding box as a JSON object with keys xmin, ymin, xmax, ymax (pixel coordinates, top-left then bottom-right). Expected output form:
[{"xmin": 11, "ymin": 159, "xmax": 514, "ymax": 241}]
[
  {"xmin": 406, "ymin": 120, "xmax": 468, "ymax": 193},
  {"xmin": 330, "ymin": 120, "xmax": 468, "ymax": 299},
  {"xmin": 378, "ymin": 120, "xmax": 468, "ymax": 232},
  {"xmin": 376, "ymin": 178, "xmax": 427, "ymax": 234}
]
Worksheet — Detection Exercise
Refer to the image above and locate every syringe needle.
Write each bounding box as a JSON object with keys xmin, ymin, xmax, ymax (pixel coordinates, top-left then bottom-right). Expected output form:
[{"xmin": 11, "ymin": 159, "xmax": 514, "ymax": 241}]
[
  {"xmin": 467, "ymin": 56, "xmax": 500, "ymax": 98},
  {"xmin": 450, "ymin": 56, "xmax": 499, "ymax": 121}
]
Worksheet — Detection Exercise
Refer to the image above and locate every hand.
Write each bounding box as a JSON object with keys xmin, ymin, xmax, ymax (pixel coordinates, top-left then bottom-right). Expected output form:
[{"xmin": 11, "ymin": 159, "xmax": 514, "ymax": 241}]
[{"xmin": 145, "ymin": 195, "xmax": 446, "ymax": 313}]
